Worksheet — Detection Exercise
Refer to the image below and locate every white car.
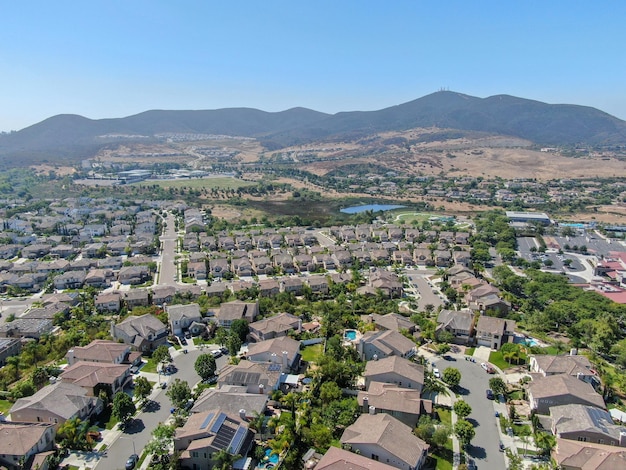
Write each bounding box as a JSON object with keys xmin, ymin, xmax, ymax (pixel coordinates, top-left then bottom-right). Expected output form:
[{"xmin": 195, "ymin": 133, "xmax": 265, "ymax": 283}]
[
  {"xmin": 481, "ymin": 362, "xmax": 488, "ymax": 371},
  {"xmin": 433, "ymin": 368, "xmax": 441, "ymax": 378}
]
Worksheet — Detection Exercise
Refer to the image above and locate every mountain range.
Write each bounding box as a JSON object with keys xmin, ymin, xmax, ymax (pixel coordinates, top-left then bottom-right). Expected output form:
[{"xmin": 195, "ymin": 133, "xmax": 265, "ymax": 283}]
[{"xmin": 2, "ymin": 91, "xmax": 626, "ymax": 166}]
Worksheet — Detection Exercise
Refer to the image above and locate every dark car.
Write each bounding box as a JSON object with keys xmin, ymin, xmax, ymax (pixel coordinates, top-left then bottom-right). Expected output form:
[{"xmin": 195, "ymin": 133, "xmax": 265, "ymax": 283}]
[
  {"xmin": 467, "ymin": 458, "xmax": 477, "ymax": 470},
  {"xmin": 125, "ymin": 453, "xmax": 139, "ymax": 470},
  {"xmin": 486, "ymin": 389, "xmax": 494, "ymax": 400},
  {"xmin": 180, "ymin": 338, "xmax": 187, "ymax": 345}
]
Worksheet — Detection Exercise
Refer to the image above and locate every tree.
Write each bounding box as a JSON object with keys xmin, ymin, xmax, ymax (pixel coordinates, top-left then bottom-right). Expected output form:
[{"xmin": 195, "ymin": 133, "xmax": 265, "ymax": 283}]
[
  {"xmin": 166, "ymin": 378, "xmax": 192, "ymax": 410},
  {"xmin": 489, "ymin": 377, "xmax": 507, "ymax": 396},
  {"xmin": 195, "ymin": 353, "xmax": 217, "ymax": 381},
  {"xmin": 230, "ymin": 319, "xmax": 249, "ymax": 342},
  {"xmin": 533, "ymin": 431, "xmax": 556, "ymax": 456},
  {"xmin": 145, "ymin": 423, "xmax": 175, "ymax": 466},
  {"xmin": 212, "ymin": 448, "xmax": 242, "ymax": 470},
  {"xmin": 431, "ymin": 425, "xmax": 452, "ymax": 449},
  {"xmin": 134, "ymin": 376, "xmax": 152, "ymax": 405},
  {"xmin": 453, "ymin": 400, "xmax": 472, "ymax": 419},
  {"xmin": 112, "ymin": 391, "xmax": 136, "ymax": 427},
  {"xmin": 454, "ymin": 419, "xmax": 475, "ymax": 448},
  {"xmin": 505, "ymin": 449, "xmax": 524, "ymax": 470},
  {"xmin": 152, "ymin": 345, "xmax": 172, "ymax": 365},
  {"xmin": 319, "ymin": 381, "xmax": 342, "ymax": 404},
  {"xmin": 56, "ymin": 417, "xmax": 90, "ymax": 450},
  {"xmin": 442, "ymin": 367, "xmax": 461, "ymax": 389},
  {"xmin": 227, "ymin": 332, "xmax": 242, "ymax": 356}
]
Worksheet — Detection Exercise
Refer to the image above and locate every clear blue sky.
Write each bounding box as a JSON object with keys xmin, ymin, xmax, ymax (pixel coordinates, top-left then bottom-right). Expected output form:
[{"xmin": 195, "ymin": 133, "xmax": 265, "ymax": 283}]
[{"xmin": 2, "ymin": 1, "xmax": 626, "ymax": 131}]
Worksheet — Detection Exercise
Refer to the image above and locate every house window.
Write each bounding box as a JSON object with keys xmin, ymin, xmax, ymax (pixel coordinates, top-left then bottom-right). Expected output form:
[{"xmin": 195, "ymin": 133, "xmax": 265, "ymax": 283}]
[
  {"xmin": 578, "ymin": 437, "xmax": 587, "ymax": 442},
  {"xmin": 598, "ymin": 439, "xmax": 604, "ymax": 444},
  {"xmin": 192, "ymin": 452, "xmax": 198, "ymax": 458},
  {"xmin": 372, "ymin": 454, "xmax": 379, "ymax": 461}
]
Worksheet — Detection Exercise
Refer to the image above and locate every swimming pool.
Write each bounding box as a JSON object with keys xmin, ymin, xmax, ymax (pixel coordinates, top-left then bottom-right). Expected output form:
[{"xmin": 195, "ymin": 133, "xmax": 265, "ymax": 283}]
[
  {"xmin": 344, "ymin": 330, "xmax": 357, "ymax": 341},
  {"xmin": 265, "ymin": 449, "xmax": 279, "ymax": 464}
]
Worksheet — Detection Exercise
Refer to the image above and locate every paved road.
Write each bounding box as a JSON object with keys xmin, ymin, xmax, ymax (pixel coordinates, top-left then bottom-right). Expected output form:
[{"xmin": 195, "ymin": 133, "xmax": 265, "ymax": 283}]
[
  {"xmin": 158, "ymin": 212, "xmax": 178, "ymax": 287},
  {"xmin": 95, "ymin": 346, "xmax": 228, "ymax": 470},
  {"xmin": 405, "ymin": 269, "xmax": 444, "ymax": 311},
  {"xmin": 432, "ymin": 354, "xmax": 506, "ymax": 470}
]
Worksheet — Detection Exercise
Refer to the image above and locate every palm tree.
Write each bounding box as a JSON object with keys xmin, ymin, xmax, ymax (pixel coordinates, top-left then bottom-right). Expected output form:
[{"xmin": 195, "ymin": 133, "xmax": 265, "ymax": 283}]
[{"xmin": 212, "ymin": 448, "xmax": 242, "ymax": 470}]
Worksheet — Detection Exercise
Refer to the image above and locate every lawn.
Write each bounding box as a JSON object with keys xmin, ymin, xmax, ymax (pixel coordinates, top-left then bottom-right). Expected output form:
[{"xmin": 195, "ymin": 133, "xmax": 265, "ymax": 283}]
[
  {"xmin": 465, "ymin": 347, "xmax": 475, "ymax": 356},
  {"xmin": 142, "ymin": 357, "xmax": 159, "ymax": 373},
  {"xmin": 301, "ymin": 344, "xmax": 323, "ymax": 363},
  {"xmin": 0, "ymin": 399, "xmax": 12, "ymax": 415},
  {"xmin": 435, "ymin": 407, "xmax": 452, "ymax": 426},
  {"xmin": 489, "ymin": 351, "xmax": 513, "ymax": 370},
  {"xmin": 431, "ymin": 449, "xmax": 453, "ymax": 470}
]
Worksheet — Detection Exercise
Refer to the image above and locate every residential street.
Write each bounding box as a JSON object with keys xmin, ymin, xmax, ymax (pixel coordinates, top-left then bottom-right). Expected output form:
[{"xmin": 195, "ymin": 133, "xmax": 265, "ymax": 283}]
[
  {"xmin": 431, "ymin": 351, "xmax": 506, "ymax": 470},
  {"xmin": 91, "ymin": 344, "xmax": 227, "ymax": 470},
  {"xmin": 157, "ymin": 211, "xmax": 178, "ymax": 286}
]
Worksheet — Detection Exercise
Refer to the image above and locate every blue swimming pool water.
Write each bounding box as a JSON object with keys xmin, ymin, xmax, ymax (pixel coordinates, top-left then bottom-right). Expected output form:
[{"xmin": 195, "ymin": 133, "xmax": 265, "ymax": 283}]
[
  {"xmin": 265, "ymin": 449, "xmax": 279, "ymax": 464},
  {"xmin": 344, "ymin": 330, "xmax": 357, "ymax": 341},
  {"xmin": 340, "ymin": 204, "xmax": 405, "ymax": 214}
]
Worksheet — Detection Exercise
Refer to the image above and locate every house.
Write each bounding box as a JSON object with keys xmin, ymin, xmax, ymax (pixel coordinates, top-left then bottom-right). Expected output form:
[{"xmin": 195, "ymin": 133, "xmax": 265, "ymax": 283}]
[
  {"xmin": 358, "ymin": 382, "xmax": 431, "ymax": 428},
  {"xmin": 0, "ymin": 337, "xmax": 21, "ymax": 366},
  {"xmin": 59, "ymin": 361, "xmax": 131, "ymax": 397},
  {"xmin": 66, "ymin": 339, "xmax": 140, "ymax": 366},
  {"xmin": 363, "ymin": 356, "xmax": 424, "ymax": 392},
  {"xmin": 306, "ymin": 275, "xmax": 329, "ymax": 294},
  {"xmin": 0, "ymin": 318, "xmax": 53, "ymax": 340},
  {"xmin": 174, "ymin": 409, "xmax": 254, "ymax": 470},
  {"xmin": 314, "ymin": 446, "xmax": 399, "ymax": 470},
  {"xmin": 258, "ymin": 278, "xmax": 280, "ymax": 297},
  {"xmin": 248, "ymin": 312, "xmax": 302, "ymax": 342},
  {"xmin": 111, "ymin": 313, "xmax": 168, "ymax": 352},
  {"xmin": 123, "ymin": 289, "xmax": 150, "ymax": 309},
  {"xmin": 550, "ymin": 404, "xmax": 626, "ymax": 447},
  {"xmin": 151, "ymin": 285, "xmax": 176, "ymax": 306},
  {"xmin": 191, "ymin": 385, "xmax": 268, "ymax": 418},
  {"xmin": 205, "ymin": 283, "xmax": 228, "ymax": 298},
  {"xmin": 214, "ymin": 300, "xmax": 259, "ymax": 328},
  {"xmin": 528, "ymin": 374, "xmax": 606, "ymax": 415},
  {"xmin": 364, "ymin": 313, "xmax": 416, "ymax": 334},
  {"xmin": 9, "ymin": 381, "xmax": 103, "ymax": 428},
  {"xmin": 529, "ymin": 354, "xmax": 600, "ymax": 389},
  {"xmin": 95, "ymin": 291, "xmax": 122, "ymax": 312},
  {"xmin": 84, "ymin": 268, "xmax": 111, "ymax": 288},
  {"xmin": 217, "ymin": 360, "xmax": 282, "ymax": 394},
  {"xmin": 280, "ymin": 277, "xmax": 304, "ymax": 295},
  {"xmin": 209, "ymin": 258, "xmax": 230, "ymax": 278},
  {"xmin": 436, "ymin": 309, "xmax": 474, "ymax": 344},
  {"xmin": 167, "ymin": 303, "xmax": 203, "ymax": 336},
  {"xmin": 118, "ymin": 265, "xmax": 150, "ymax": 285},
  {"xmin": 0, "ymin": 422, "xmax": 56, "ymax": 470},
  {"xmin": 552, "ymin": 438, "xmax": 626, "ymax": 469},
  {"xmin": 358, "ymin": 330, "xmax": 416, "ymax": 361},
  {"xmin": 340, "ymin": 413, "xmax": 429, "ymax": 470},
  {"xmin": 245, "ymin": 336, "xmax": 301, "ymax": 373},
  {"xmin": 474, "ymin": 316, "xmax": 516, "ymax": 350}
]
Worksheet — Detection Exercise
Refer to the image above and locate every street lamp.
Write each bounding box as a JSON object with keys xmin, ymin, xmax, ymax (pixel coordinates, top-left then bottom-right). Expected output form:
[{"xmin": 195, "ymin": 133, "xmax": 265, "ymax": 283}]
[{"xmin": 120, "ymin": 436, "xmax": 137, "ymax": 456}]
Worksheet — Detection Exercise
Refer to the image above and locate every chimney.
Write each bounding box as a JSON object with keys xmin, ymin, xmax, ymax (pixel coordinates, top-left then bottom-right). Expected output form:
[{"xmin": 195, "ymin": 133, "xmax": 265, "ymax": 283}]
[
  {"xmin": 373, "ymin": 354, "xmax": 378, "ymax": 361},
  {"xmin": 239, "ymin": 409, "xmax": 247, "ymax": 421},
  {"xmin": 258, "ymin": 383, "xmax": 265, "ymax": 394},
  {"xmin": 67, "ymin": 349, "xmax": 75, "ymax": 366},
  {"xmin": 570, "ymin": 348, "xmax": 578, "ymax": 356},
  {"xmin": 363, "ymin": 396, "xmax": 369, "ymax": 414},
  {"xmin": 369, "ymin": 405, "xmax": 376, "ymax": 415},
  {"xmin": 282, "ymin": 351, "xmax": 289, "ymax": 371},
  {"xmin": 620, "ymin": 431, "xmax": 626, "ymax": 447},
  {"xmin": 271, "ymin": 353, "xmax": 278, "ymax": 364}
]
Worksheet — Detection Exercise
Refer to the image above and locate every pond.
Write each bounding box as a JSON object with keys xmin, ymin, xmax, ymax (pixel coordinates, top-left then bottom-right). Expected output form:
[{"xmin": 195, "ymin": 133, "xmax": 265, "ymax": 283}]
[{"xmin": 340, "ymin": 204, "xmax": 406, "ymax": 214}]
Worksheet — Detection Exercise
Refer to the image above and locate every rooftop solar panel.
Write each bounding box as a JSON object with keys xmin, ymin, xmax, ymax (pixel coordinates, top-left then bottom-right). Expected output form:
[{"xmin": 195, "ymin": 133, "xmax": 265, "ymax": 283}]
[
  {"xmin": 210, "ymin": 412, "xmax": 227, "ymax": 433},
  {"xmin": 199, "ymin": 412, "xmax": 215, "ymax": 430}
]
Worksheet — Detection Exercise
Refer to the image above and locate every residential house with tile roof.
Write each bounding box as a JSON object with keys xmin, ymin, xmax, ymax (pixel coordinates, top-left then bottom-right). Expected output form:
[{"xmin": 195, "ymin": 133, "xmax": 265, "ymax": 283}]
[
  {"xmin": 0, "ymin": 421, "xmax": 56, "ymax": 470},
  {"xmin": 528, "ymin": 374, "xmax": 606, "ymax": 415},
  {"xmin": 363, "ymin": 356, "xmax": 424, "ymax": 392},
  {"xmin": 110, "ymin": 313, "xmax": 168, "ymax": 352},
  {"xmin": 358, "ymin": 382, "xmax": 431, "ymax": 428},
  {"xmin": 550, "ymin": 404, "xmax": 626, "ymax": 447},
  {"xmin": 340, "ymin": 413, "xmax": 429, "ymax": 470},
  {"xmin": 9, "ymin": 381, "xmax": 103, "ymax": 428},
  {"xmin": 358, "ymin": 330, "xmax": 416, "ymax": 361}
]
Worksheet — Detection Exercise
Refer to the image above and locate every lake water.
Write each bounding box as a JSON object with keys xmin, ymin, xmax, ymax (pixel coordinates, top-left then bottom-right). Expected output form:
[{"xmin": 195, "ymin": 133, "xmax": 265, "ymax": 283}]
[{"xmin": 340, "ymin": 204, "xmax": 405, "ymax": 214}]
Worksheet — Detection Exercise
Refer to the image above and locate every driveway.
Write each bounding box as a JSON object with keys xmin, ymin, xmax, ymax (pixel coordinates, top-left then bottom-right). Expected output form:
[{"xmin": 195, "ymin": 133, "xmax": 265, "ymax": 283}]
[
  {"xmin": 157, "ymin": 212, "xmax": 179, "ymax": 287},
  {"xmin": 431, "ymin": 352, "xmax": 506, "ymax": 470}
]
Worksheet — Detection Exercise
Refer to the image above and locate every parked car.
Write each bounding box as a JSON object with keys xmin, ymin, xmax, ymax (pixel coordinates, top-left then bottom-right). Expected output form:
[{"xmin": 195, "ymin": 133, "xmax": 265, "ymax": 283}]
[
  {"xmin": 125, "ymin": 454, "xmax": 139, "ymax": 470},
  {"xmin": 486, "ymin": 389, "xmax": 494, "ymax": 400},
  {"xmin": 211, "ymin": 349, "xmax": 222, "ymax": 358},
  {"xmin": 433, "ymin": 368, "xmax": 441, "ymax": 378}
]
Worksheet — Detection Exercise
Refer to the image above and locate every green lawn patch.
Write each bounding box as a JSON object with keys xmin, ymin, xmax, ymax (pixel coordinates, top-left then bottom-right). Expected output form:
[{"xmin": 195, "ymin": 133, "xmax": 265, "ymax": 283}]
[
  {"xmin": 142, "ymin": 357, "xmax": 159, "ymax": 373},
  {"xmin": 489, "ymin": 351, "xmax": 512, "ymax": 370},
  {"xmin": 301, "ymin": 344, "xmax": 323, "ymax": 363},
  {"xmin": 541, "ymin": 346, "xmax": 560, "ymax": 355},
  {"xmin": 430, "ymin": 447, "xmax": 453, "ymax": 470},
  {"xmin": 507, "ymin": 390, "xmax": 524, "ymax": 401},
  {"xmin": 465, "ymin": 347, "xmax": 475, "ymax": 356},
  {"xmin": 0, "ymin": 399, "xmax": 12, "ymax": 415},
  {"xmin": 436, "ymin": 407, "xmax": 452, "ymax": 426}
]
